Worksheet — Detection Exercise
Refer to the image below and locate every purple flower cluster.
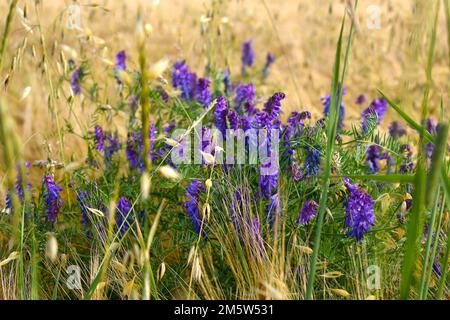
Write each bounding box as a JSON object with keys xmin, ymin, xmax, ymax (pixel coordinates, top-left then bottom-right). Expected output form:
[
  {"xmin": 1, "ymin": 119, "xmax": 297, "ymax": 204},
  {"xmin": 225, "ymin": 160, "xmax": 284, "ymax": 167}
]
[
  {"xmin": 241, "ymin": 40, "xmax": 255, "ymax": 73},
  {"xmin": 70, "ymin": 68, "xmax": 82, "ymax": 95},
  {"xmin": 344, "ymin": 178, "xmax": 375, "ymax": 241},
  {"xmin": 355, "ymin": 94, "xmax": 366, "ymax": 105},
  {"xmin": 262, "ymin": 53, "xmax": 275, "ymax": 79},
  {"xmin": 116, "ymin": 197, "xmax": 132, "ymax": 236},
  {"xmin": 183, "ymin": 180, "xmax": 206, "ymax": 235},
  {"xmin": 77, "ymin": 190, "xmax": 90, "ymax": 227},
  {"xmin": 427, "ymin": 118, "xmax": 437, "ymax": 158},
  {"xmin": 303, "ymin": 147, "xmax": 321, "ymax": 177},
  {"xmin": 114, "ymin": 51, "xmax": 127, "ymax": 72},
  {"xmin": 215, "ymin": 96, "xmax": 238, "ymax": 136},
  {"xmin": 126, "ymin": 123, "xmax": 157, "ymax": 170},
  {"xmin": 235, "ymin": 83, "xmax": 256, "ymax": 114},
  {"xmin": 114, "ymin": 51, "xmax": 127, "ymax": 85},
  {"xmin": 296, "ymin": 200, "xmax": 319, "ymax": 225},
  {"xmin": 256, "ymin": 92, "xmax": 285, "ymax": 127},
  {"xmin": 196, "ymin": 78, "xmax": 212, "ymax": 108},
  {"xmin": 266, "ymin": 193, "xmax": 282, "ymax": 226},
  {"xmin": 93, "ymin": 126, "xmax": 121, "ymax": 161},
  {"xmin": 105, "ymin": 133, "xmax": 121, "ymax": 161},
  {"xmin": 94, "ymin": 125, "xmax": 104, "ymax": 151},
  {"xmin": 322, "ymin": 87, "xmax": 346, "ymax": 130},
  {"xmin": 366, "ymin": 145, "xmax": 381, "ymax": 173},
  {"xmin": 388, "ymin": 121, "xmax": 406, "ymax": 139},
  {"xmin": 42, "ymin": 175, "xmax": 63, "ymax": 224},
  {"xmin": 361, "ymin": 98, "xmax": 388, "ymax": 134},
  {"xmin": 172, "ymin": 61, "xmax": 197, "ymax": 100},
  {"xmin": 5, "ymin": 163, "xmax": 31, "ymax": 212},
  {"xmin": 366, "ymin": 145, "xmax": 394, "ymax": 173}
]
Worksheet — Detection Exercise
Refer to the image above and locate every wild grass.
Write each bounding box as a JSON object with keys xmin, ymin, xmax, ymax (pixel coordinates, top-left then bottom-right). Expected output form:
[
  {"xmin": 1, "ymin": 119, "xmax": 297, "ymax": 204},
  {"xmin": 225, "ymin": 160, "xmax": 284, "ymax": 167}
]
[{"xmin": 0, "ymin": 0, "xmax": 449, "ymax": 301}]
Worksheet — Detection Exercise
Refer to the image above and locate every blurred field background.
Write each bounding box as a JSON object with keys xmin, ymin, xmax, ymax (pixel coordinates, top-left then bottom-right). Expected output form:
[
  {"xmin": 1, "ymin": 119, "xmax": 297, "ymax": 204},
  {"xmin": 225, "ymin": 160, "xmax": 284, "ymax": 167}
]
[{"xmin": 0, "ymin": 0, "xmax": 448, "ymax": 188}]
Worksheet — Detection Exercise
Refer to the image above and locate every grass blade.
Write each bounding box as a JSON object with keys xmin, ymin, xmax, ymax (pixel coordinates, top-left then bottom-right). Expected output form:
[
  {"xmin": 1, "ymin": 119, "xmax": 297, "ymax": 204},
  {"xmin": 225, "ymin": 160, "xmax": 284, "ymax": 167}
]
[{"xmin": 306, "ymin": 1, "xmax": 357, "ymax": 299}]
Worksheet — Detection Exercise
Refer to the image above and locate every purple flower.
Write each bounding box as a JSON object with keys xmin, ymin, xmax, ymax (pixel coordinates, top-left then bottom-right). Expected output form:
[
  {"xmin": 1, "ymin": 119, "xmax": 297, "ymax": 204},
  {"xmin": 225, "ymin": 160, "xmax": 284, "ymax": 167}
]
[
  {"xmin": 266, "ymin": 193, "xmax": 282, "ymax": 226},
  {"xmin": 241, "ymin": 40, "xmax": 255, "ymax": 73},
  {"xmin": 77, "ymin": 190, "xmax": 90, "ymax": 227},
  {"xmin": 322, "ymin": 87, "xmax": 346, "ymax": 130},
  {"xmin": 125, "ymin": 123, "xmax": 157, "ymax": 170},
  {"xmin": 5, "ymin": 164, "xmax": 31, "ymax": 212},
  {"xmin": 70, "ymin": 68, "xmax": 82, "ymax": 95},
  {"xmin": 94, "ymin": 125, "xmax": 104, "ymax": 152},
  {"xmin": 157, "ymin": 86, "xmax": 169, "ymax": 103},
  {"xmin": 290, "ymin": 162, "xmax": 303, "ymax": 182},
  {"xmin": 215, "ymin": 96, "xmax": 228, "ymax": 135},
  {"xmin": 263, "ymin": 92, "xmax": 285, "ymax": 120},
  {"xmin": 287, "ymin": 111, "xmax": 311, "ymax": 130},
  {"xmin": 366, "ymin": 145, "xmax": 381, "ymax": 173},
  {"xmin": 344, "ymin": 178, "xmax": 375, "ymax": 241},
  {"xmin": 388, "ymin": 121, "xmax": 406, "ymax": 139},
  {"xmin": 164, "ymin": 121, "xmax": 176, "ymax": 134},
  {"xmin": 258, "ymin": 163, "xmax": 278, "ymax": 199},
  {"xmin": 129, "ymin": 96, "xmax": 139, "ymax": 114},
  {"xmin": 196, "ymin": 78, "xmax": 212, "ymax": 108},
  {"xmin": 227, "ymin": 110, "xmax": 239, "ymax": 130},
  {"xmin": 183, "ymin": 180, "xmax": 206, "ymax": 235},
  {"xmin": 303, "ymin": 147, "xmax": 321, "ymax": 177},
  {"xmin": 355, "ymin": 94, "xmax": 366, "ymax": 105},
  {"xmin": 222, "ymin": 69, "xmax": 231, "ymax": 94},
  {"xmin": 114, "ymin": 51, "xmax": 127, "ymax": 72},
  {"xmin": 126, "ymin": 132, "xmax": 141, "ymax": 169},
  {"xmin": 116, "ymin": 197, "xmax": 132, "ymax": 236},
  {"xmin": 42, "ymin": 175, "xmax": 63, "ymax": 224},
  {"xmin": 399, "ymin": 162, "xmax": 414, "ymax": 174},
  {"xmin": 172, "ymin": 61, "xmax": 197, "ymax": 100},
  {"xmin": 263, "ymin": 53, "xmax": 275, "ymax": 78},
  {"xmin": 256, "ymin": 92, "xmax": 285, "ymax": 128},
  {"xmin": 361, "ymin": 98, "xmax": 388, "ymax": 134},
  {"xmin": 105, "ymin": 133, "xmax": 121, "ymax": 161},
  {"xmin": 427, "ymin": 118, "xmax": 437, "ymax": 158},
  {"xmin": 235, "ymin": 83, "xmax": 256, "ymax": 114},
  {"xmin": 296, "ymin": 200, "xmax": 319, "ymax": 225}
]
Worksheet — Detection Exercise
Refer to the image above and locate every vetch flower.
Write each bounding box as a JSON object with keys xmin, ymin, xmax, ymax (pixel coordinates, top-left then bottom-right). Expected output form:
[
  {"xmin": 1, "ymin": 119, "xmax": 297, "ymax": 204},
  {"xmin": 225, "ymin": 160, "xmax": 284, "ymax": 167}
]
[
  {"xmin": 266, "ymin": 193, "xmax": 282, "ymax": 226},
  {"xmin": 366, "ymin": 145, "xmax": 381, "ymax": 173},
  {"xmin": 222, "ymin": 69, "xmax": 231, "ymax": 94},
  {"xmin": 256, "ymin": 92, "xmax": 285, "ymax": 128},
  {"xmin": 343, "ymin": 178, "xmax": 375, "ymax": 241},
  {"xmin": 114, "ymin": 51, "xmax": 127, "ymax": 85},
  {"xmin": 114, "ymin": 51, "xmax": 127, "ymax": 72},
  {"xmin": 215, "ymin": 96, "xmax": 228, "ymax": 136},
  {"xmin": 388, "ymin": 121, "xmax": 406, "ymax": 139},
  {"xmin": 355, "ymin": 94, "xmax": 366, "ymax": 105},
  {"xmin": 196, "ymin": 78, "xmax": 212, "ymax": 108},
  {"xmin": 183, "ymin": 180, "xmax": 206, "ymax": 235},
  {"xmin": 322, "ymin": 86, "xmax": 346, "ymax": 130},
  {"xmin": 172, "ymin": 61, "xmax": 197, "ymax": 100},
  {"xmin": 241, "ymin": 40, "xmax": 255, "ymax": 73},
  {"xmin": 235, "ymin": 83, "xmax": 256, "ymax": 114},
  {"xmin": 42, "ymin": 175, "xmax": 63, "ymax": 225},
  {"xmin": 263, "ymin": 52, "xmax": 275, "ymax": 79},
  {"xmin": 258, "ymin": 163, "xmax": 278, "ymax": 199},
  {"xmin": 361, "ymin": 98, "xmax": 388, "ymax": 134},
  {"xmin": 296, "ymin": 200, "xmax": 319, "ymax": 225},
  {"xmin": 94, "ymin": 125, "xmax": 104, "ymax": 152},
  {"xmin": 303, "ymin": 147, "xmax": 321, "ymax": 177},
  {"xmin": 70, "ymin": 67, "xmax": 82, "ymax": 95},
  {"xmin": 116, "ymin": 197, "xmax": 132, "ymax": 236},
  {"xmin": 104, "ymin": 133, "xmax": 121, "ymax": 162},
  {"xmin": 77, "ymin": 190, "xmax": 90, "ymax": 227}
]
